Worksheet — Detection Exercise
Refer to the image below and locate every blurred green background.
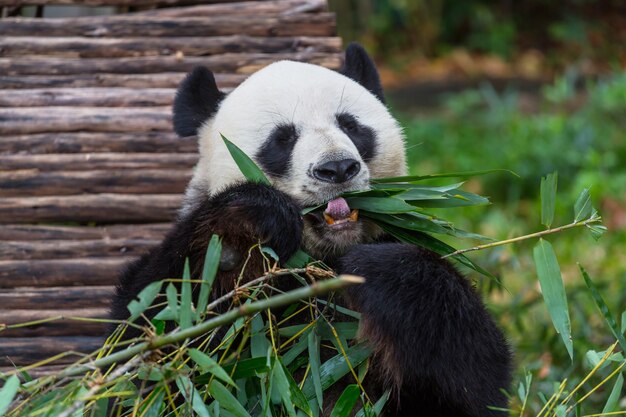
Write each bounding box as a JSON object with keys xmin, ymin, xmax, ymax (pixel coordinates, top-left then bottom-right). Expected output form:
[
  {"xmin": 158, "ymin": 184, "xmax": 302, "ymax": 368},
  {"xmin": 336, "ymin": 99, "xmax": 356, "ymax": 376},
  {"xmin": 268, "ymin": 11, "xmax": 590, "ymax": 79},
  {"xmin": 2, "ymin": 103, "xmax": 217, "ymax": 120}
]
[{"xmin": 329, "ymin": 0, "xmax": 626, "ymax": 414}]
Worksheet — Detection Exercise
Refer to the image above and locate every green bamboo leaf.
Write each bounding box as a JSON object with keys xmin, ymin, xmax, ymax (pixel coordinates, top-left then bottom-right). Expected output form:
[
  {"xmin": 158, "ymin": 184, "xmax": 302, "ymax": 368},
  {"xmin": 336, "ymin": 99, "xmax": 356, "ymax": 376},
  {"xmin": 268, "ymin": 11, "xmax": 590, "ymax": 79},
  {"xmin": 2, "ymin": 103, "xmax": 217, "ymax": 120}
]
[
  {"xmin": 127, "ymin": 281, "xmax": 162, "ymax": 321},
  {"xmin": 362, "ymin": 211, "xmax": 449, "ymax": 235},
  {"xmin": 175, "ymin": 376, "xmax": 212, "ymax": 417},
  {"xmin": 209, "ymin": 380, "xmax": 252, "ymax": 417},
  {"xmin": 180, "ymin": 258, "xmax": 193, "ymax": 329},
  {"xmin": 601, "ymin": 372, "xmax": 624, "ymax": 415},
  {"xmin": 251, "ymin": 313, "xmax": 270, "ymax": 358},
  {"xmin": 272, "ymin": 358, "xmax": 312, "ymax": 417},
  {"xmin": 189, "ymin": 348, "xmax": 236, "ymax": 387},
  {"xmin": 354, "ymin": 390, "xmax": 390, "ymax": 417},
  {"xmin": 540, "ymin": 172, "xmax": 558, "ymax": 228},
  {"xmin": 197, "ymin": 235, "xmax": 222, "ymax": 318},
  {"xmin": 587, "ymin": 224, "xmax": 608, "ymax": 241},
  {"xmin": 166, "ymin": 283, "xmax": 179, "ymax": 322},
  {"xmin": 411, "ymin": 190, "xmax": 490, "ymax": 208},
  {"xmin": 0, "ymin": 375, "xmax": 20, "ymax": 416},
  {"xmin": 302, "ymin": 343, "xmax": 372, "ymax": 398},
  {"xmin": 580, "ymin": 264, "xmax": 626, "ymax": 352},
  {"xmin": 345, "ymin": 197, "xmax": 416, "ymax": 214},
  {"xmin": 533, "ymin": 239, "xmax": 573, "ymax": 359},
  {"xmin": 285, "ymin": 249, "xmax": 311, "ymax": 268},
  {"xmin": 140, "ymin": 386, "xmax": 164, "ymax": 417},
  {"xmin": 329, "ymin": 384, "xmax": 360, "ymax": 417},
  {"xmin": 308, "ymin": 327, "xmax": 324, "ymax": 411},
  {"xmin": 196, "ymin": 357, "xmax": 270, "ymax": 384},
  {"xmin": 574, "ymin": 188, "xmax": 592, "ymax": 222},
  {"xmin": 221, "ymin": 133, "xmax": 270, "ymax": 185},
  {"xmin": 370, "ymin": 169, "xmax": 518, "ymax": 184}
]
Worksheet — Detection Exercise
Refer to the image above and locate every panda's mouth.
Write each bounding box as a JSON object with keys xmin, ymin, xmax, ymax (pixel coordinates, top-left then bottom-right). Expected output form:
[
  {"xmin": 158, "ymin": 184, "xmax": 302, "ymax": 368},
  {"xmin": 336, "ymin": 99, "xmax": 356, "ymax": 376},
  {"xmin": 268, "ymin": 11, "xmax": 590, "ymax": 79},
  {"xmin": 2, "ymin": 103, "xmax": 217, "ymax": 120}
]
[{"xmin": 306, "ymin": 197, "xmax": 359, "ymax": 231}]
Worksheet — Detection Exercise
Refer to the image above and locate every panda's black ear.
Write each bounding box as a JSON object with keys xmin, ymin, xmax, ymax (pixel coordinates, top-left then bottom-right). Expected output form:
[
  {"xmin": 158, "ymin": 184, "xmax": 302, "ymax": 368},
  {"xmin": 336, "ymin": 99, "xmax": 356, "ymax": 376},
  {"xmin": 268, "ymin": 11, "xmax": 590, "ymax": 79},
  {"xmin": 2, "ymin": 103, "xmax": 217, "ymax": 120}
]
[
  {"xmin": 339, "ymin": 43, "xmax": 385, "ymax": 103},
  {"xmin": 173, "ymin": 66, "xmax": 225, "ymax": 137}
]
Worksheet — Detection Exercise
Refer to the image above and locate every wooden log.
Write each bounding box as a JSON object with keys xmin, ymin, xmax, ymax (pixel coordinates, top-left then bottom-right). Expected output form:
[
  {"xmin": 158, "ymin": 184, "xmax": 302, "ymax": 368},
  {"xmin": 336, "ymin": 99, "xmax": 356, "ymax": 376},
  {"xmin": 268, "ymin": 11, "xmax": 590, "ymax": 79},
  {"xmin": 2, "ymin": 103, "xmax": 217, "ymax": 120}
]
[
  {"xmin": 0, "ymin": 238, "xmax": 159, "ymax": 260},
  {"xmin": 0, "ymin": 257, "xmax": 133, "ymax": 288},
  {"xmin": 0, "ymin": 153, "xmax": 197, "ymax": 171},
  {"xmin": 0, "ymin": 337, "xmax": 104, "ymax": 366},
  {"xmin": 0, "ymin": 14, "xmax": 336, "ymax": 37},
  {"xmin": 0, "ymin": 194, "xmax": 182, "ymax": 224},
  {"xmin": 0, "ymin": 106, "xmax": 171, "ymax": 134},
  {"xmin": 133, "ymin": 0, "xmax": 326, "ymax": 17},
  {"xmin": 0, "ymin": 364, "xmax": 67, "ymax": 379},
  {"xmin": 0, "ymin": 35, "xmax": 341, "ymax": 58},
  {"xmin": 0, "ymin": 73, "xmax": 245, "ymax": 89},
  {"xmin": 0, "ymin": 0, "xmax": 202, "ymax": 5},
  {"xmin": 0, "ymin": 132, "xmax": 196, "ymax": 154},
  {"xmin": 0, "ymin": 286, "xmax": 113, "ymax": 309},
  {"xmin": 0, "ymin": 52, "xmax": 341, "ymax": 76},
  {"xmin": 0, "ymin": 169, "xmax": 191, "ymax": 197},
  {"xmin": 0, "ymin": 224, "xmax": 170, "ymax": 241},
  {"xmin": 0, "ymin": 88, "xmax": 175, "ymax": 107},
  {"xmin": 1, "ymin": 308, "xmax": 108, "ymax": 337}
]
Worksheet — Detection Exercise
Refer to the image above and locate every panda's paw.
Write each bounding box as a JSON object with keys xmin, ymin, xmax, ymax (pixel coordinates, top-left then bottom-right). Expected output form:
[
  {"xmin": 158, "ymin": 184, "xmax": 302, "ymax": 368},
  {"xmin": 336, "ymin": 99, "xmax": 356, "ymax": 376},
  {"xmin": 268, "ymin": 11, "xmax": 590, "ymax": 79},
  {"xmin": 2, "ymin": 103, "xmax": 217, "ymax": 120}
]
[{"xmin": 208, "ymin": 181, "xmax": 304, "ymax": 262}]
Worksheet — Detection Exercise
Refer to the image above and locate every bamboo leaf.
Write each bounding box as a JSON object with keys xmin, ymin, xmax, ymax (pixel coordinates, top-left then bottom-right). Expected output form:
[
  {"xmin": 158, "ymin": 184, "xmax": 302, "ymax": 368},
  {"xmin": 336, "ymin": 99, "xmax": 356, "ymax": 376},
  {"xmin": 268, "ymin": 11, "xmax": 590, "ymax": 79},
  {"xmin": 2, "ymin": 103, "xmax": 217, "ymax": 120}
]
[
  {"xmin": 251, "ymin": 314, "xmax": 270, "ymax": 358},
  {"xmin": 329, "ymin": 385, "xmax": 360, "ymax": 417},
  {"xmin": 189, "ymin": 349, "xmax": 236, "ymax": 387},
  {"xmin": 533, "ymin": 239, "xmax": 573, "ymax": 359},
  {"xmin": 601, "ymin": 372, "xmax": 624, "ymax": 415},
  {"xmin": 176, "ymin": 375, "xmax": 212, "ymax": 417},
  {"xmin": 308, "ymin": 327, "xmax": 324, "ymax": 411},
  {"xmin": 540, "ymin": 172, "xmax": 558, "ymax": 228},
  {"xmin": 197, "ymin": 235, "xmax": 222, "ymax": 318},
  {"xmin": 166, "ymin": 283, "xmax": 179, "ymax": 322},
  {"xmin": 370, "ymin": 169, "xmax": 518, "ymax": 183},
  {"xmin": 180, "ymin": 258, "xmax": 193, "ymax": 329},
  {"xmin": 222, "ymin": 133, "xmax": 270, "ymax": 185},
  {"xmin": 345, "ymin": 197, "xmax": 416, "ymax": 214},
  {"xmin": 127, "ymin": 281, "xmax": 162, "ymax": 321},
  {"xmin": 285, "ymin": 249, "xmax": 311, "ymax": 268},
  {"xmin": 587, "ymin": 224, "xmax": 608, "ymax": 241},
  {"xmin": 209, "ymin": 380, "xmax": 252, "ymax": 417},
  {"xmin": 574, "ymin": 188, "xmax": 592, "ymax": 222},
  {"xmin": 0, "ymin": 375, "xmax": 20, "ymax": 416},
  {"xmin": 580, "ymin": 264, "xmax": 626, "ymax": 352},
  {"xmin": 354, "ymin": 390, "xmax": 390, "ymax": 417}
]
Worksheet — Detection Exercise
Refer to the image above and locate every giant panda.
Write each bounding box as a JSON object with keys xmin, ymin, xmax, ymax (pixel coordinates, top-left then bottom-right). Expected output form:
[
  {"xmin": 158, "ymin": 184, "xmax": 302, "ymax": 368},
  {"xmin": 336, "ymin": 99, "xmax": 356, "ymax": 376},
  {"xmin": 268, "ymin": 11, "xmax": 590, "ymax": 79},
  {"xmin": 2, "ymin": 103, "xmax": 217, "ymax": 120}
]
[{"xmin": 110, "ymin": 43, "xmax": 512, "ymax": 417}]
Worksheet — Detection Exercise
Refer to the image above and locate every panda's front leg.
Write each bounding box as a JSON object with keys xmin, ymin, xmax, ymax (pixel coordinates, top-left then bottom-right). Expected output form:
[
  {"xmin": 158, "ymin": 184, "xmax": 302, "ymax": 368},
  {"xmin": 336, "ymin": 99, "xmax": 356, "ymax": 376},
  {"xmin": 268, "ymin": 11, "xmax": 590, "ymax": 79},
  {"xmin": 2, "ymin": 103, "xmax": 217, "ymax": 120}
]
[{"xmin": 337, "ymin": 243, "xmax": 512, "ymax": 417}]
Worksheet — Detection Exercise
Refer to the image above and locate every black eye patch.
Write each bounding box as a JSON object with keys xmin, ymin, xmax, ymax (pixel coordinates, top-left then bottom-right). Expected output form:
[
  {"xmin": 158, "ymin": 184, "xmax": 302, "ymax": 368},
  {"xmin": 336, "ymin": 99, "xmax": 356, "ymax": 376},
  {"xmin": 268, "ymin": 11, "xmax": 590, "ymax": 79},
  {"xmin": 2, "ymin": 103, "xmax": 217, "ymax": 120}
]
[
  {"xmin": 256, "ymin": 123, "xmax": 299, "ymax": 177},
  {"xmin": 336, "ymin": 112, "xmax": 377, "ymax": 162}
]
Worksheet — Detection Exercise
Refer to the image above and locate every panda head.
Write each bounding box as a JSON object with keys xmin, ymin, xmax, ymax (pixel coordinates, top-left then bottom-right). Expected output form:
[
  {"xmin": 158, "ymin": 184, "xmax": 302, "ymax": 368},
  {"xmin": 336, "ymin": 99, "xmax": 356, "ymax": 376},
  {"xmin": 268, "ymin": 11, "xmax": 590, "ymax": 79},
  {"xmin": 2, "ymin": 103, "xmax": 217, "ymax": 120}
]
[{"xmin": 174, "ymin": 43, "xmax": 407, "ymax": 260}]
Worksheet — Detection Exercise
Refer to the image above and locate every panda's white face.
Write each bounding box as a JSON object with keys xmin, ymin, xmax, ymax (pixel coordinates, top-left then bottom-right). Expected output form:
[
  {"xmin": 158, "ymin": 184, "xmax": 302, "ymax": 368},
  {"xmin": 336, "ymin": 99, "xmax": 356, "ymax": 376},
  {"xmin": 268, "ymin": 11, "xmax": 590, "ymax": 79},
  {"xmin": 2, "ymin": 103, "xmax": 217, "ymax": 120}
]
[{"xmin": 180, "ymin": 57, "xmax": 406, "ymax": 260}]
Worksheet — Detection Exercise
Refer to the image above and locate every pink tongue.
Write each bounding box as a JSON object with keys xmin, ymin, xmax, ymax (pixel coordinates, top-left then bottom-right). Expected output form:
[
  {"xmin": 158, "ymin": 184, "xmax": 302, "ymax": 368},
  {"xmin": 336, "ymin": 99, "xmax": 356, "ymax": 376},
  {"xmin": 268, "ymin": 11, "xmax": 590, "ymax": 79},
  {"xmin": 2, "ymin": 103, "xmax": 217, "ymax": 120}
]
[{"xmin": 325, "ymin": 197, "xmax": 351, "ymax": 220}]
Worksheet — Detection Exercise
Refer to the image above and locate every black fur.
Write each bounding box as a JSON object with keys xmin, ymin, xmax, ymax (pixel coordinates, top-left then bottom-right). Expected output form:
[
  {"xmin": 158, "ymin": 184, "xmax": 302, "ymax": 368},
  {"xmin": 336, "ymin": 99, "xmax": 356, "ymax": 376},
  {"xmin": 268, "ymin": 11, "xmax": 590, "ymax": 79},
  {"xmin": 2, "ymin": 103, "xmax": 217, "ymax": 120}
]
[
  {"xmin": 338, "ymin": 244, "xmax": 512, "ymax": 417},
  {"xmin": 339, "ymin": 43, "xmax": 385, "ymax": 103},
  {"xmin": 336, "ymin": 112, "xmax": 377, "ymax": 162},
  {"xmin": 109, "ymin": 182, "xmax": 303, "ymax": 338},
  {"xmin": 256, "ymin": 123, "xmax": 299, "ymax": 177},
  {"xmin": 172, "ymin": 66, "xmax": 225, "ymax": 137}
]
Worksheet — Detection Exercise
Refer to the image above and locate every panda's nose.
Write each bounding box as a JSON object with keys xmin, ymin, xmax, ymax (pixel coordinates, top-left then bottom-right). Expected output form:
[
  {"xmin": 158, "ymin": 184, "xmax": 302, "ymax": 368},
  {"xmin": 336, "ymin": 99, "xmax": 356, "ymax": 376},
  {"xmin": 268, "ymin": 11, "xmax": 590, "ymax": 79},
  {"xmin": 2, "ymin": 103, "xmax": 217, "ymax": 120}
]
[{"xmin": 313, "ymin": 159, "xmax": 361, "ymax": 183}]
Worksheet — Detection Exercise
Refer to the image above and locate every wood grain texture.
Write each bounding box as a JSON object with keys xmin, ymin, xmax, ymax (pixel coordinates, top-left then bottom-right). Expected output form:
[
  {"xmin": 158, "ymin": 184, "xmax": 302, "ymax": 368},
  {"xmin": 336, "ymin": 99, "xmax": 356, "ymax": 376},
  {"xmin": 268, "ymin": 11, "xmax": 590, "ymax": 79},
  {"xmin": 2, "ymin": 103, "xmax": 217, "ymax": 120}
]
[
  {"xmin": 0, "ymin": 224, "xmax": 170, "ymax": 240},
  {"xmin": 0, "ymin": 336, "xmax": 105, "ymax": 366},
  {"xmin": 0, "ymin": 238, "xmax": 159, "ymax": 260},
  {"xmin": 0, "ymin": 106, "xmax": 171, "ymax": 134},
  {"xmin": 0, "ymin": 153, "xmax": 197, "ymax": 170},
  {"xmin": 0, "ymin": 257, "xmax": 133, "ymax": 288},
  {"xmin": 0, "ymin": 73, "xmax": 244, "ymax": 89},
  {"xmin": 0, "ymin": 286, "xmax": 114, "ymax": 309},
  {"xmin": 0, "ymin": 36, "xmax": 341, "ymax": 58},
  {"xmin": 0, "ymin": 132, "xmax": 196, "ymax": 154},
  {"xmin": 0, "ymin": 13, "xmax": 336, "ymax": 37},
  {"xmin": 0, "ymin": 88, "xmax": 175, "ymax": 107},
  {"xmin": 0, "ymin": 194, "xmax": 182, "ymax": 224},
  {"xmin": 0, "ymin": 52, "xmax": 340, "ymax": 76},
  {"xmin": 0, "ymin": 169, "xmax": 191, "ymax": 197},
  {"xmin": 1, "ymin": 308, "xmax": 108, "ymax": 337}
]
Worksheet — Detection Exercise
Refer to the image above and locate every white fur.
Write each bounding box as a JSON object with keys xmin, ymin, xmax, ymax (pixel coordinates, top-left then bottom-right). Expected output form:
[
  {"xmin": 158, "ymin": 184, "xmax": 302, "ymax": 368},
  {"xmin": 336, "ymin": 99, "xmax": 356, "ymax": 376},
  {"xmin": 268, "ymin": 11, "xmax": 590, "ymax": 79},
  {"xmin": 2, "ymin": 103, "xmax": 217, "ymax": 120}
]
[{"xmin": 183, "ymin": 60, "xmax": 407, "ymax": 214}]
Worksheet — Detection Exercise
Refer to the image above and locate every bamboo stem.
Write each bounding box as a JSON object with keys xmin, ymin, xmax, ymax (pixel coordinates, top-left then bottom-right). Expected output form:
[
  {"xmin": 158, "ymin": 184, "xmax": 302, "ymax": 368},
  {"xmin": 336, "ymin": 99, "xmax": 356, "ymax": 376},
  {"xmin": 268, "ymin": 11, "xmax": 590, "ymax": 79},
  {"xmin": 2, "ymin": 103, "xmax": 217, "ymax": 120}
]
[
  {"xmin": 53, "ymin": 276, "xmax": 363, "ymax": 379},
  {"xmin": 441, "ymin": 218, "xmax": 602, "ymax": 259}
]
